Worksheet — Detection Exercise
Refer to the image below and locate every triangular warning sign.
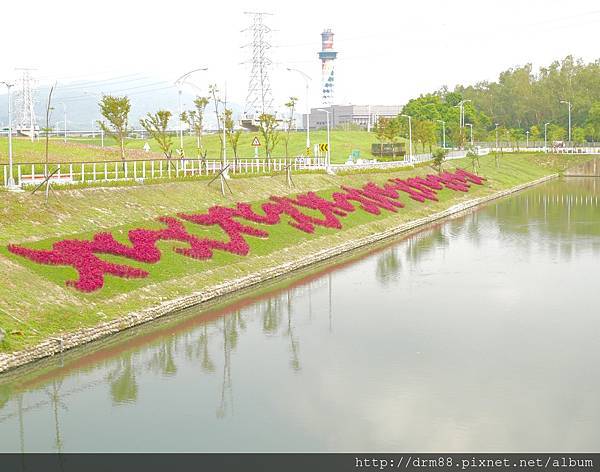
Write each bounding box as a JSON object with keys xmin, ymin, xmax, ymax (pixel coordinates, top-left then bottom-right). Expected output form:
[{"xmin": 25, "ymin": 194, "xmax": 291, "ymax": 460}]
[{"xmin": 251, "ymin": 136, "xmax": 261, "ymax": 146}]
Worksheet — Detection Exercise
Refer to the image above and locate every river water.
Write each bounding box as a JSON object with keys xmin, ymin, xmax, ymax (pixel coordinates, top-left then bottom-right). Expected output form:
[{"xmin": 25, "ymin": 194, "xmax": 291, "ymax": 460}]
[{"xmin": 1, "ymin": 177, "xmax": 599, "ymax": 452}]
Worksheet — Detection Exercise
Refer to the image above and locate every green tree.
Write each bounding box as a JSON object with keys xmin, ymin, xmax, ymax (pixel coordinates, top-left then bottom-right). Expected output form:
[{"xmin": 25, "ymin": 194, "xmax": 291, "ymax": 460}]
[
  {"xmin": 182, "ymin": 96, "xmax": 210, "ymax": 158},
  {"xmin": 548, "ymin": 124, "xmax": 566, "ymax": 142},
  {"xmin": 373, "ymin": 117, "xmax": 388, "ymax": 156},
  {"xmin": 529, "ymin": 125, "xmax": 541, "ymax": 141},
  {"xmin": 139, "ymin": 110, "xmax": 173, "ymax": 159},
  {"xmin": 258, "ymin": 113, "xmax": 280, "ymax": 159},
  {"xmin": 586, "ymin": 102, "xmax": 600, "ymax": 140},
  {"xmin": 431, "ymin": 148, "xmax": 448, "ymax": 174},
  {"xmin": 383, "ymin": 117, "xmax": 401, "ymax": 157},
  {"xmin": 414, "ymin": 119, "xmax": 436, "ymax": 152},
  {"xmin": 466, "ymin": 148, "xmax": 480, "ymax": 174},
  {"xmin": 224, "ymin": 108, "xmax": 242, "ymax": 166},
  {"xmin": 572, "ymin": 126, "xmax": 586, "ymax": 144},
  {"xmin": 98, "ymin": 95, "xmax": 130, "ymax": 161}
]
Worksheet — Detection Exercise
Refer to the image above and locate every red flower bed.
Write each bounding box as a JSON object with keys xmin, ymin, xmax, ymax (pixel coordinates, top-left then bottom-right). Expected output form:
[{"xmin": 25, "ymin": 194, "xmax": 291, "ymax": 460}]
[{"xmin": 7, "ymin": 169, "xmax": 485, "ymax": 292}]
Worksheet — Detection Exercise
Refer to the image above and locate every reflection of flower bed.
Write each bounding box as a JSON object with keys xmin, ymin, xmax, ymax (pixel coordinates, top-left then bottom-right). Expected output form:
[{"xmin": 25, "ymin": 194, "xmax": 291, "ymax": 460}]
[{"xmin": 8, "ymin": 169, "xmax": 484, "ymax": 292}]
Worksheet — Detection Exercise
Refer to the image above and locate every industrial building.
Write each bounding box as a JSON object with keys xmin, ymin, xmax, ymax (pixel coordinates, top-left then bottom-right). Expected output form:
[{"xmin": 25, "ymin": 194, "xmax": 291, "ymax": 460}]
[{"xmin": 303, "ymin": 105, "xmax": 404, "ymax": 131}]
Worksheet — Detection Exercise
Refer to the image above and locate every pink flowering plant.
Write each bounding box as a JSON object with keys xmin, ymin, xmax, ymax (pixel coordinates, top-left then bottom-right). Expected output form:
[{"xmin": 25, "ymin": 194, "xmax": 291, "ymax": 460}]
[{"xmin": 6, "ymin": 169, "xmax": 485, "ymax": 293}]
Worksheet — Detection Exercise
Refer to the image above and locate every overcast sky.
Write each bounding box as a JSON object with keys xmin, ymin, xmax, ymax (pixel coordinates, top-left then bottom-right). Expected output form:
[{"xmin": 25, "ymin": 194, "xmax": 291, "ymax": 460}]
[{"xmin": 1, "ymin": 0, "xmax": 599, "ymax": 112}]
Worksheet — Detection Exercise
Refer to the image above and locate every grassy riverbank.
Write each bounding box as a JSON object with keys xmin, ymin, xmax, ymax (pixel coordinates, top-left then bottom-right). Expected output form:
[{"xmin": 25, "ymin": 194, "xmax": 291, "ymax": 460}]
[{"xmin": 0, "ymin": 152, "xmax": 592, "ymax": 355}]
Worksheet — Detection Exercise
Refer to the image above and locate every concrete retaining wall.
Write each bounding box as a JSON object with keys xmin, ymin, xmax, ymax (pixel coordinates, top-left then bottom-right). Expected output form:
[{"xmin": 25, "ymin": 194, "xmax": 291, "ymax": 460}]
[
  {"xmin": 0, "ymin": 173, "xmax": 557, "ymax": 374},
  {"xmin": 564, "ymin": 157, "xmax": 600, "ymax": 177}
]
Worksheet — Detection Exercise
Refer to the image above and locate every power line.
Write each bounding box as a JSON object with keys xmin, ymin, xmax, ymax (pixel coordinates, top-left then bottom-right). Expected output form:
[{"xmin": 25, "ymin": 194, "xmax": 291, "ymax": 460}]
[
  {"xmin": 56, "ymin": 74, "xmax": 149, "ymax": 91},
  {"xmin": 58, "ymin": 81, "xmax": 173, "ymax": 102}
]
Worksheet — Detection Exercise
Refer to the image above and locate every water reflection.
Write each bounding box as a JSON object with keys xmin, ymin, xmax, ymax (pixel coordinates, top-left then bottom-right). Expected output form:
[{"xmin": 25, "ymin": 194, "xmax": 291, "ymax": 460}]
[{"xmin": 0, "ymin": 177, "xmax": 599, "ymax": 452}]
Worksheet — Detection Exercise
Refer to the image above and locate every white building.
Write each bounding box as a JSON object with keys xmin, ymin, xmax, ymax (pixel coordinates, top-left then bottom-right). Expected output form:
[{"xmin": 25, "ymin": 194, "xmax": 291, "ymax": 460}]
[{"xmin": 303, "ymin": 105, "xmax": 403, "ymax": 131}]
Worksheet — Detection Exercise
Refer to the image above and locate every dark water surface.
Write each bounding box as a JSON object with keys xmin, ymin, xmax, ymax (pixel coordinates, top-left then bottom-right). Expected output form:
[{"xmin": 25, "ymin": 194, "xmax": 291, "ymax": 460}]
[{"xmin": 1, "ymin": 177, "xmax": 599, "ymax": 452}]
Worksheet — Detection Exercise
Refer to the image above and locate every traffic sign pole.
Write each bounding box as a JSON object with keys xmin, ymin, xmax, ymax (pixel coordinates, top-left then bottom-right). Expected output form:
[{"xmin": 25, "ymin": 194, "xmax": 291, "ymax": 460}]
[{"xmin": 252, "ymin": 136, "xmax": 261, "ymax": 159}]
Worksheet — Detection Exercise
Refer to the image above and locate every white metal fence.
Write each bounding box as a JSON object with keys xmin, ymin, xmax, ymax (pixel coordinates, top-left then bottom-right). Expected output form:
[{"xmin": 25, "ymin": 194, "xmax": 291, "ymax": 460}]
[
  {"xmin": 1, "ymin": 157, "xmax": 327, "ymax": 187},
  {"xmin": 331, "ymin": 148, "xmax": 490, "ymax": 171}
]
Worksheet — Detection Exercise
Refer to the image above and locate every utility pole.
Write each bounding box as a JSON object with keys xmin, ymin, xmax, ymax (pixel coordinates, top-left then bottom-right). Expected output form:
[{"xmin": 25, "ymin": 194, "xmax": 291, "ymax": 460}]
[
  {"xmin": 495, "ymin": 123, "xmax": 499, "ymax": 149},
  {"xmin": 287, "ymin": 67, "xmax": 312, "ymax": 152},
  {"xmin": 544, "ymin": 122, "xmax": 550, "ymax": 152},
  {"xmin": 560, "ymin": 100, "xmax": 572, "ymax": 147},
  {"xmin": 178, "ymin": 89, "xmax": 183, "ymax": 149},
  {"xmin": 222, "ymin": 81, "xmax": 228, "ymax": 176},
  {"xmin": 61, "ymin": 102, "xmax": 67, "ymax": 143},
  {"xmin": 401, "ymin": 114, "xmax": 413, "ymax": 162},
  {"xmin": 1, "ymin": 81, "xmax": 17, "ymax": 188},
  {"xmin": 437, "ymin": 119, "xmax": 446, "ymax": 148},
  {"xmin": 465, "ymin": 123, "xmax": 473, "ymax": 146},
  {"xmin": 317, "ymin": 108, "xmax": 331, "ymax": 167},
  {"xmin": 526, "ymin": 130, "xmax": 529, "ymax": 148}
]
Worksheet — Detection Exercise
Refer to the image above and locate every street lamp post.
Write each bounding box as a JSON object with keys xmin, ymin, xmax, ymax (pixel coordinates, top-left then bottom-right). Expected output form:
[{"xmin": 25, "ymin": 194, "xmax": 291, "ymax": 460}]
[
  {"xmin": 1, "ymin": 81, "xmax": 16, "ymax": 188},
  {"xmin": 436, "ymin": 119, "xmax": 446, "ymax": 148},
  {"xmin": 544, "ymin": 122, "xmax": 550, "ymax": 152},
  {"xmin": 175, "ymin": 67, "xmax": 209, "ymax": 152},
  {"xmin": 495, "ymin": 123, "xmax": 499, "ymax": 149},
  {"xmin": 458, "ymin": 99, "xmax": 471, "ymax": 128},
  {"xmin": 401, "ymin": 114, "xmax": 413, "ymax": 162},
  {"xmin": 316, "ymin": 108, "xmax": 331, "ymax": 167},
  {"xmin": 61, "ymin": 102, "xmax": 67, "ymax": 143},
  {"xmin": 287, "ymin": 67, "xmax": 312, "ymax": 154},
  {"xmin": 465, "ymin": 123, "xmax": 473, "ymax": 146},
  {"xmin": 526, "ymin": 130, "xmax": 529, "ymax": 148},
  {"xmin": 560, "ymin": 100, "xmax": 572, "ymax": 148}
]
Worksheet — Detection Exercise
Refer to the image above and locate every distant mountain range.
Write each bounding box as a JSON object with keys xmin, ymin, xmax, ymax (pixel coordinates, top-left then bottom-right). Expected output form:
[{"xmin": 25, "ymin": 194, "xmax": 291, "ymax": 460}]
[{"xmin": 0, "ymin": 78, "xmax": 244, "ymax": 131}]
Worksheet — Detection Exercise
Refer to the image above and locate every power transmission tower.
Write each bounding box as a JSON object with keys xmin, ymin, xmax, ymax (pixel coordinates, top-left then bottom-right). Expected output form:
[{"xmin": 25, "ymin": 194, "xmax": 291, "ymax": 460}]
[
  {"xmin": 242, "ymin": 12, "xmax": 274, "ymax": 118},
  {"xmin": 14, "ymin": 68, "xmax": 38, "ymax": 141}
]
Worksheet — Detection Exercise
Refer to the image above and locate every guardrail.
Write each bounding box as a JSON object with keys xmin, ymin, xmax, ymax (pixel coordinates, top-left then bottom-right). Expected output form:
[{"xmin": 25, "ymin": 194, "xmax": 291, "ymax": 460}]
[
  {"xmin": 1, "ymin": 157, "xmax": 327, "ymax": 188},
  {"xmin": 489, "ymin": 146, "xmax": 600, "ymax": 154}
]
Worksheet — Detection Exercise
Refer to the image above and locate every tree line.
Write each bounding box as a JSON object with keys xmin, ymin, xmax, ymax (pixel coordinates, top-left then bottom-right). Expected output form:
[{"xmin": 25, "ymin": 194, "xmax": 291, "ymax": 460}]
[
  {"xmin": 96, "ymin": 88, "xmax": 298, "ymax": 164},
  {"xmin": 386, "ymin": 55, "xmax": 600, "ymax": 148}
]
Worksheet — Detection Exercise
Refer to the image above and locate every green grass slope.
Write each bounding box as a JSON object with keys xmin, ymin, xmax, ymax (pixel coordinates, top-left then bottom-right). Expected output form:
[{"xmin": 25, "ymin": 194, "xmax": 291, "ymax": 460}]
[{"xmin": 0, "ymin": 153, "xmax": 590, "ymax": 353}]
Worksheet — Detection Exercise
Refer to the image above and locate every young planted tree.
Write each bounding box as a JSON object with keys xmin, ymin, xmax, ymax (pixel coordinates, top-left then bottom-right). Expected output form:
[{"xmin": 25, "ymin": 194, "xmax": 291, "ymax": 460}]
[
  {"xmin": 224, "ymin": 108, "xmax": 242, "ymax": 168},
  {"xmin": 431, "ymin": 148, "xmax": 448, "ymax": 174},
  {"xmin": 466, "ymin": 148, "xmax": 480, "ymax": 174},
  {"xmin": 44, "ymin": 83, "xmax": 56, "ymax": 169},
  {"xmin": 258, "ymin": 113, "xmax": 280, "ymax": 160},
  {"xmin": 182, "ymin": 96, "xmax": 210, "ymax": 158},
  {"xmin": 209, "ymin": 84, "xmax": 224, "ymax": 161},
  {"xmin": 98, "ymin": 95, "xmax": 130, "ymax": 161},
  {"xmin": 139, "ymin": 110, "xmax": 174, "ymax": 159},
  {"xmin": 283, "ymin": 97, "xmax": 298, "ymax": 159}
]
